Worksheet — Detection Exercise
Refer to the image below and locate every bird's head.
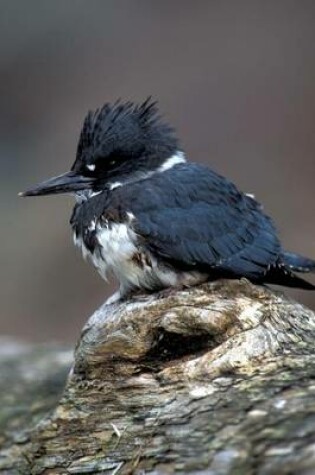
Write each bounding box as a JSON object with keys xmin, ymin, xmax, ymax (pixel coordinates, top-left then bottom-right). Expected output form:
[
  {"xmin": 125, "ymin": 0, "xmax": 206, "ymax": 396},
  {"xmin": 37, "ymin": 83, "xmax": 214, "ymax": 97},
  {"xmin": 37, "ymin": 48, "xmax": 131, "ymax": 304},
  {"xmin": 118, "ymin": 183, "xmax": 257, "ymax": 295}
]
[{"xmin": 20, "ymin": 98, "xmax": 182, "ymax": 198}]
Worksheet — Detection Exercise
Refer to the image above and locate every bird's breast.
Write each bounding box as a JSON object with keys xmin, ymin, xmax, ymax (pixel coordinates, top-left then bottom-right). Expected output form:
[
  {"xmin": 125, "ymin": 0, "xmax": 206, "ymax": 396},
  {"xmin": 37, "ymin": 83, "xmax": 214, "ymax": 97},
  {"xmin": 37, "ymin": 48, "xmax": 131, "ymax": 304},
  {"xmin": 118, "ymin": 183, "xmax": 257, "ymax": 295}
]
[
  {"xmin": 73, "ymin": 218, "xmax": 139, "ymax": 281},
  {"xmin": 73, "ymin": 219, "xmax": 208, "ymax": 294}
]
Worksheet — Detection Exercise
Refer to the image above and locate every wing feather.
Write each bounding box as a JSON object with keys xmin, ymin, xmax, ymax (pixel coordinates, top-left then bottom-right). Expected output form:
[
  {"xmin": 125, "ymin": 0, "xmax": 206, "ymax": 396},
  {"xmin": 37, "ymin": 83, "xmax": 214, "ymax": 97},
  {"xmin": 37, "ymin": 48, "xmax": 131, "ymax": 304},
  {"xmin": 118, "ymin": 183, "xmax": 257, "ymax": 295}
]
[{"xmin": 108, "ymin": 163, "xmax": 281, "ymax": 280}]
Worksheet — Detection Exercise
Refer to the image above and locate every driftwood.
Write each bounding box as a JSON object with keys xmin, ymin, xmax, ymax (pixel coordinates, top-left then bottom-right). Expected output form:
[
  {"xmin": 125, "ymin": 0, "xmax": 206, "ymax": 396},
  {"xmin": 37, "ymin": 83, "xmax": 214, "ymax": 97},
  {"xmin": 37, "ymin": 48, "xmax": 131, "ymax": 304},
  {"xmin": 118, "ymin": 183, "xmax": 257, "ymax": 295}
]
[{"xmin": 1, "ymin": 279, "xmax": 315, "ymax": 474}]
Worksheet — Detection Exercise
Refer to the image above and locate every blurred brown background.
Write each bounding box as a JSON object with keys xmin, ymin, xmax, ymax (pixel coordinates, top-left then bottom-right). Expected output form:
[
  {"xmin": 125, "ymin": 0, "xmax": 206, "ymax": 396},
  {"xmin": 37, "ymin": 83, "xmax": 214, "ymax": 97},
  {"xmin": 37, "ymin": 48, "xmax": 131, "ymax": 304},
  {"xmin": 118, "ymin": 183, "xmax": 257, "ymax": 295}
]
[{"xmin": 1, "ymin": 1, "xmax": 314, "ymax": 342}]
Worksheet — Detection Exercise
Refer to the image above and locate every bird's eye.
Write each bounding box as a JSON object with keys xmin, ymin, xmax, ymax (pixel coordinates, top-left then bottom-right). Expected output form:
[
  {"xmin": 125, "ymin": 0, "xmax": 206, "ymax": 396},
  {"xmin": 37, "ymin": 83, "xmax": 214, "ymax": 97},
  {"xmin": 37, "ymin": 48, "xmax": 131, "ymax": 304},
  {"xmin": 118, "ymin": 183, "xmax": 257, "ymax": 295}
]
[{"xmin": 109, "ymin": 159, "xmax": 116, "ymax": 167}]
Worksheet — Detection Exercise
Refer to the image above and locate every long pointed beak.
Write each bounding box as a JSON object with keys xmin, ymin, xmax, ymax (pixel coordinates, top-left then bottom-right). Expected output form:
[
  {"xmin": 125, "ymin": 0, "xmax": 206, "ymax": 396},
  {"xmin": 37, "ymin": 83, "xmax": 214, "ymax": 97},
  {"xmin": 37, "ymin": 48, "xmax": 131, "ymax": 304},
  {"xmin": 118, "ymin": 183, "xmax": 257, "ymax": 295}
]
[{"xmin": 19, "ymin": 171, "xmax": 94, "ymax": 197}]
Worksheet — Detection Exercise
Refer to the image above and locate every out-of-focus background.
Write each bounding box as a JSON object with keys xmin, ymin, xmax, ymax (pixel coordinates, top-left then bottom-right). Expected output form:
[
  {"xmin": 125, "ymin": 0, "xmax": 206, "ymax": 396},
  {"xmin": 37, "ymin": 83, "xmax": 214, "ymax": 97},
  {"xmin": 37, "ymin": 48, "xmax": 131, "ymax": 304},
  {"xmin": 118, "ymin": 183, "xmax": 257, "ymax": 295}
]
[{"xmin": 1, "ymin": 1, "xmax": 314, "ymax": 342}]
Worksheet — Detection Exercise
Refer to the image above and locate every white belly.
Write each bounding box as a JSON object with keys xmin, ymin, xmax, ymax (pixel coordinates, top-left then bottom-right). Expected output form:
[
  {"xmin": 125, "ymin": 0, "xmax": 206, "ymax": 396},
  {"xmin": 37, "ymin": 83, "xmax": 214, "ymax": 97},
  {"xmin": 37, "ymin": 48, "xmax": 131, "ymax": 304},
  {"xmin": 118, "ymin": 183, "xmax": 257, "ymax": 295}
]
[
  {"xmin": 74, "ymin": 222, "xmax": 208, "ymax": 295},
  {"xmin": 74, "ymin": 222, "xmax": 137, "ymax": 283}
]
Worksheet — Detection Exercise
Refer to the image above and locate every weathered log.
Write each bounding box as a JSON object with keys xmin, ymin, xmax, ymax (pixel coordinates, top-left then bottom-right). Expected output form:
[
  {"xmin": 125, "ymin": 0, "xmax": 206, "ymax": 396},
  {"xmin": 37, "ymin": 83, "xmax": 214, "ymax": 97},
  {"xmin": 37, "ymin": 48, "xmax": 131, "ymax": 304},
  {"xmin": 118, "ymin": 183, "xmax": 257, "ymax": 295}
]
[{"xmin": 1, "ymin": 279, "xmax": 315, "ymax": 474}]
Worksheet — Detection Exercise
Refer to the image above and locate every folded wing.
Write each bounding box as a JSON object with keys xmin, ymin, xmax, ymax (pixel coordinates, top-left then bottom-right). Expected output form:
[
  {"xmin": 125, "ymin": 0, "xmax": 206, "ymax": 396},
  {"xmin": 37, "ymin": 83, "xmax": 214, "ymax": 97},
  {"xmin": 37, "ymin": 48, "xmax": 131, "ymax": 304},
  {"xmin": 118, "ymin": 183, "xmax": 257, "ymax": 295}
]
[{"xmin": 121, "ymin": 163, "xmax": 281, "ymax": 280}]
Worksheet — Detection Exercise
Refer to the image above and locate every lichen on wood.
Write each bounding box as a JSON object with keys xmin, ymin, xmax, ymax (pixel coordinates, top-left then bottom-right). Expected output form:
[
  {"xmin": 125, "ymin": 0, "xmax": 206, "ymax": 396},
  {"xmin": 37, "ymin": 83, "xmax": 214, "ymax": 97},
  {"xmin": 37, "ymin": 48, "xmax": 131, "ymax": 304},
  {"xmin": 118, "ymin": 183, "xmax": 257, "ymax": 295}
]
[{"xmin": 1, "ymin": 279, "xmax": 315, "ymax": 474}]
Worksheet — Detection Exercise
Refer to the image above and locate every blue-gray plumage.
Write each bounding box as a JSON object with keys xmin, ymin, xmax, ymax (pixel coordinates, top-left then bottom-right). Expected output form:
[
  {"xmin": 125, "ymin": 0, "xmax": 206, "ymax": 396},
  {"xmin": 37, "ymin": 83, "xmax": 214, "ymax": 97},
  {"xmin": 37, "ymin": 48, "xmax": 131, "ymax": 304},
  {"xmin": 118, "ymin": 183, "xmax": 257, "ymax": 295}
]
[{"xmin": 21, "ymin": 99, "xmax": 315, "ymax": 302}]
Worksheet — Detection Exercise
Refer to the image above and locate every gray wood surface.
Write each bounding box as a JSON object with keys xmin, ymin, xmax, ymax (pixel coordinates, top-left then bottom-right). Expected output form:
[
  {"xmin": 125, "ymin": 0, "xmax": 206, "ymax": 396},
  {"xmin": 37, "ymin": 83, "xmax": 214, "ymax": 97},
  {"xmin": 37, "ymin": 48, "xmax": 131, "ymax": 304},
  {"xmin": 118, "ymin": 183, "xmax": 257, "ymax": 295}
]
[{"xmin": 1, "ymin": 280, "xmax": 315, "ymax": 474}]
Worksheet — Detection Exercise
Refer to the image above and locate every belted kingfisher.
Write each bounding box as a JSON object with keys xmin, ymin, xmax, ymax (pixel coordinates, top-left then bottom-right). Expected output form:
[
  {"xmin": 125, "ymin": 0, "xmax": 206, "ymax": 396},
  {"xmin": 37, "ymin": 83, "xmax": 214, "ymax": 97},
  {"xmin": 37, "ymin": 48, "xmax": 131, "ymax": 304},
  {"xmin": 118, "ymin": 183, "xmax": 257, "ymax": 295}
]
[{"xmin": 20, "ymin": 99, "xmax": 315, "ymax": 302}]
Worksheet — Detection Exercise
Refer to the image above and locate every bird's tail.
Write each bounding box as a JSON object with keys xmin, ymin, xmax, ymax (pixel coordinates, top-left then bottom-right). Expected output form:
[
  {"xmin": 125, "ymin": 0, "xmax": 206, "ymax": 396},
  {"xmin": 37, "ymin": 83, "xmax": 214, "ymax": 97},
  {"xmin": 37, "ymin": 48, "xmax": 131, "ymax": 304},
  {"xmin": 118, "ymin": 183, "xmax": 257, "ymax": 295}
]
[
  {"xmin": 265, "ymin": 251, "xmax": 315, "ymax": 290},
  {"xmin": 282, "ymin": 251, "xmax": 315, "ymax": 273}
]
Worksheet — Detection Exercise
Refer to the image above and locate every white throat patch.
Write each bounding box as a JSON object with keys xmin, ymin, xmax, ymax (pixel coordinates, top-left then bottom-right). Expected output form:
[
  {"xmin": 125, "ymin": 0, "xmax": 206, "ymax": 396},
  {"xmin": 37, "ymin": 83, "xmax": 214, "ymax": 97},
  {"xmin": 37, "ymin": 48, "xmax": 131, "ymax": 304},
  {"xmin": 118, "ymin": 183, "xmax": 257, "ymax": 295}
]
[{"xmin": 75, "ymin": 189, "xmax": 102, "ymax": 203}]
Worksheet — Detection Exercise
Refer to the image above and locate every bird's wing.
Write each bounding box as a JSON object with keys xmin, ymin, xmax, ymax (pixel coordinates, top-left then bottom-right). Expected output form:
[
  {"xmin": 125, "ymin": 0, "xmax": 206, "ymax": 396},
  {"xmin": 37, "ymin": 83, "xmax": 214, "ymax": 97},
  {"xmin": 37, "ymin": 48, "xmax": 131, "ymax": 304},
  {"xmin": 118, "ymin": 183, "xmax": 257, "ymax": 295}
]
[{"xmin": 110, "ymin": 163, "xmax": 281, "ymax": 280}]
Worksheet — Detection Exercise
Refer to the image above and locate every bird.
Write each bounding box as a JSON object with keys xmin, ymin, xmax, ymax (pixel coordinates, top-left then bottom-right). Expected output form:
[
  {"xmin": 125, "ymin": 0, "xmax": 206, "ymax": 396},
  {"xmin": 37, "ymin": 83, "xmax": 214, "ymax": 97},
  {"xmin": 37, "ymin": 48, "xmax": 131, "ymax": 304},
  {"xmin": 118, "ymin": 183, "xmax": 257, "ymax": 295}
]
[{"xmin": 20, "ymin": 98, "xmax": 315, "ymax": 303}]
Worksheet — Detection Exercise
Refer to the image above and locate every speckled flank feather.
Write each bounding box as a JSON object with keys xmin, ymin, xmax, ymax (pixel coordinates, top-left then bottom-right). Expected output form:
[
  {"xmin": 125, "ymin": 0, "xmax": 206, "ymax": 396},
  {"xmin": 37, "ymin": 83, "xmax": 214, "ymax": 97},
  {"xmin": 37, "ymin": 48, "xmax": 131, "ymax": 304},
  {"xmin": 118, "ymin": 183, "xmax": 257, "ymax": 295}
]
[{"xmin": 72, "ymin": 194, "xmax": 208, "ymax": 297}]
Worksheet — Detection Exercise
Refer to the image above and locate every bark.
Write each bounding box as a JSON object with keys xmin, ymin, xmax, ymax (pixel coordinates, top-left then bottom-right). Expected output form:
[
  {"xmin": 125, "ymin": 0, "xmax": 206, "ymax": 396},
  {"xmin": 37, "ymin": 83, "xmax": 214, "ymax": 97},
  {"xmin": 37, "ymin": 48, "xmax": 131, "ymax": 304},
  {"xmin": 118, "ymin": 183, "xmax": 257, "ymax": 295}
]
[{"xmin": 1, "ymin": 279, "xmax": 315, "ymax": 474}]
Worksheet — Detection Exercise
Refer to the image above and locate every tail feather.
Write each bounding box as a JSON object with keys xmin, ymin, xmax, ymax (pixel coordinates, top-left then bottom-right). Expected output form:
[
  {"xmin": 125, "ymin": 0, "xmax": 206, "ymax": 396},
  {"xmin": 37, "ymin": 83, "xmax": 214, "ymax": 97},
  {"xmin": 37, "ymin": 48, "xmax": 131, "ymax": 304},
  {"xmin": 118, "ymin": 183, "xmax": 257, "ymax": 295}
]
[
  {"xmin": 282, "ymin": 251, "xmax": 315, "ymax": 273},
  {"xmin": 265, "ymin": 251, "xmax": 315, "ymax": 290},
  {"xmin": 266, "ymin": 268, "xmax": 315, "ymax": 290}
]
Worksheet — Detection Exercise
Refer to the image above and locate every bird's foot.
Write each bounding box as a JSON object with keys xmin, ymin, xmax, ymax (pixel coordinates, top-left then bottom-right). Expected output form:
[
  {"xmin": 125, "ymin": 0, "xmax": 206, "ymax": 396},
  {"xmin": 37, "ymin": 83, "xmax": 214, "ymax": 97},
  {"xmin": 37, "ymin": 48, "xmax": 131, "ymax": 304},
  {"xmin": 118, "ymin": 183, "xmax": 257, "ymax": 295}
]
[
  {"xmin": 105, "ymin": 291, "xmax": 122, "ymax": 305},
  {"xmin": 155, "ymin": 284, "xmax": 187, "ymax": 300},
  {"xmin": 105, "ymin": 285, "xmax": 187, "ymax": 306},
  {"xmin": 105, "ymin": 288, "xmax": 149, "ymax": 305}
]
